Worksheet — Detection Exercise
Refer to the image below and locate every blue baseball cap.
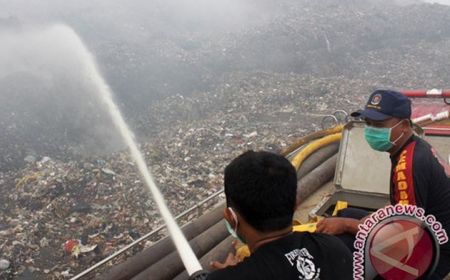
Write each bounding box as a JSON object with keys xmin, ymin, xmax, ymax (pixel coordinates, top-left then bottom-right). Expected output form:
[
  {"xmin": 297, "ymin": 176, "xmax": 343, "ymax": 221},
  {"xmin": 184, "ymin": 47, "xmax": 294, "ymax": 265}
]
[{"xmin": 351, "ymin": 90, "xmax": 411, "ymax": 121}]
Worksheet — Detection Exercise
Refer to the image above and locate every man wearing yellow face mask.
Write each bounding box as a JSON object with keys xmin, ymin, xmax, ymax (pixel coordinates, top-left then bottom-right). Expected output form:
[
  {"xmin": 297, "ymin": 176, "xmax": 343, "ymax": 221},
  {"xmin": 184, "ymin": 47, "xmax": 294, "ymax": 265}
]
[{"xmin": 316, "ymin": 90, "xmax": 450, "ymax": 278}]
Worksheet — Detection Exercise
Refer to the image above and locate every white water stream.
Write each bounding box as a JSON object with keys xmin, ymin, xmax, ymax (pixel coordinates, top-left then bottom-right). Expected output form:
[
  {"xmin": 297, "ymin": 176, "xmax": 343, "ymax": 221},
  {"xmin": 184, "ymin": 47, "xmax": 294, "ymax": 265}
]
[{"xmin": 56, "ymin": 24, "xmax": 202, "ymax": 275}]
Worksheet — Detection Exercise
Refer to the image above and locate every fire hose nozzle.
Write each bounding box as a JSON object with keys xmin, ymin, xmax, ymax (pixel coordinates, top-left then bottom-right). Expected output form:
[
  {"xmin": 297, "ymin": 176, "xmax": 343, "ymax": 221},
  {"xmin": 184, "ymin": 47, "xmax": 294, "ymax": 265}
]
[{"xmin": 188, "ymin": 270, "xmax": 209, "ymax": 280}]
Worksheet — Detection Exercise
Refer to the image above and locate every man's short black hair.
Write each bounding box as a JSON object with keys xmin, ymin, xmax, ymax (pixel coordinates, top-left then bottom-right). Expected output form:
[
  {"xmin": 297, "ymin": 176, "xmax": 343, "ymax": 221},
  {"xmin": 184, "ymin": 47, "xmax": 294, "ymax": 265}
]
[{"xmin": 224, "ymin": 150, "xmax": 297, "ymax": 232}]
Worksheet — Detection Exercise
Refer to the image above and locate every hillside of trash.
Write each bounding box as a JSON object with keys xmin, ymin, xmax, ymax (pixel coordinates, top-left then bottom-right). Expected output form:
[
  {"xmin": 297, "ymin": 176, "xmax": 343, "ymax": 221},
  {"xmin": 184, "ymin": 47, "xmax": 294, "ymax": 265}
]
[{"xmin": 2, "ymin": 0, "xmax": 450, "ymax": 279}]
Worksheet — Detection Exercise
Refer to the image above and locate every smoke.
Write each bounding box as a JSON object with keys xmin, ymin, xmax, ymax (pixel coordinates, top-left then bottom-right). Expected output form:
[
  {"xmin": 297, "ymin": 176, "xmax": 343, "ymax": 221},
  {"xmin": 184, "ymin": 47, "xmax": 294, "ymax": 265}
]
[
  {"xmin": 0, "ymin": 25, "xmax": 124, "ymax": 170},
  {"xmin": 0, "ymin": 0, "xmax": 280, "ymax": 171},
  {"xmin": 423, "ymin": 0, "xmax": 450, "ymax": 4},
  {"xmin": 0, "ymin": 0, "xmax": 272, "ymax": 31},
  {"xmin": 1, "ymin": 0, "xmax": 450, "ymax": 171}
]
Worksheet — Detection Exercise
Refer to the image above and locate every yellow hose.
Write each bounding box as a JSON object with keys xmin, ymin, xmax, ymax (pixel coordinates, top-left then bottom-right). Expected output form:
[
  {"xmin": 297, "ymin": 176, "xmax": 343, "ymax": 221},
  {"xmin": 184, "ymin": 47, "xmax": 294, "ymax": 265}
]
[
  {"xmin": 290, "ymin": 133, "xmax": 342, "ymax": 171},
  {"xmin": 281, "ymin": 125, "xmax": 344, "ymax": 156}
]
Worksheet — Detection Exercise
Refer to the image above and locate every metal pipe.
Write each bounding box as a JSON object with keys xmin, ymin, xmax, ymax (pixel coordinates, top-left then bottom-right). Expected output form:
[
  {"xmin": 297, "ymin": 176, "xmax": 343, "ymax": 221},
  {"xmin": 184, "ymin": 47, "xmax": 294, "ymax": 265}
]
[
  {"xmin": 132, "ymin": 220, "xmax": 229, "ymax": 280},
  {"xmin": 401, "ymin": 89, "xmax": 450, "ymax": 98},
  {"xmin": 75, "ymin": 192, "xmax": 224, "ymax": 280},
  {"xmin": 297, "ymin": 143, "xmax": 339, "ymax": 179},
  {"xmin": 297, "ymin": 155, "xmax": 337, "ymax": 203}
]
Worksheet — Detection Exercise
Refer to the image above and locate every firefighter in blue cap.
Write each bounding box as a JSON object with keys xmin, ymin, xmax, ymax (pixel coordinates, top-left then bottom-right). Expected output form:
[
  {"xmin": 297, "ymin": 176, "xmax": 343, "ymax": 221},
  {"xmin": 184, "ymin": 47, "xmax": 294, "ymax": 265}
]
[{"xmin": 316, "ymin": 89, "xmax": 450, "ymax": 279}]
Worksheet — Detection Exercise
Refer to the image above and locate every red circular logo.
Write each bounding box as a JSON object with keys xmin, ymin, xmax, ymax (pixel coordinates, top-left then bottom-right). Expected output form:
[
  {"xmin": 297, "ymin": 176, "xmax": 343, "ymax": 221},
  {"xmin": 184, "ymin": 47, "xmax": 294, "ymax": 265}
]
[{"xmin": 368, "ymin": 218, "xmax": 436, "ymax": 280}]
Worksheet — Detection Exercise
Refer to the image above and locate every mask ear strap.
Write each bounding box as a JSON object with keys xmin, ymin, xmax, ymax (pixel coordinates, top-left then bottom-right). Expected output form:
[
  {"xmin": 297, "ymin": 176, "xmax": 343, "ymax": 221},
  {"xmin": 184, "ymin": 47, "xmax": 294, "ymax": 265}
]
[
  {"xmin": 228, "ymin": 207, "xmax": 239, "ymax": 231},
  {"xmin": 391, "ymin": 132, "xmax": 404, "ymax": 145},
  {"xmin": 392, "ymin": 119, "xmax": 405, "ymax": 129},
  {"xmin": 391, "ymin": 120, "xmax": 406, "ymax": 145}
]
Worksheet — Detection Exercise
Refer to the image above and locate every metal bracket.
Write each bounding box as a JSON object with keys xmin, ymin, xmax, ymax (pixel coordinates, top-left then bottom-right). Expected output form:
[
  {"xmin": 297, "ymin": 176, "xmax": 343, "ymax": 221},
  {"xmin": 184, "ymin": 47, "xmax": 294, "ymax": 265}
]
[
  {"xmin": 333, "ymin": 110, "xmax": 349, "ymax": 123},
  {"xmin": 321, "ymin": 115, "xmax": 338, "ymax": 130}
]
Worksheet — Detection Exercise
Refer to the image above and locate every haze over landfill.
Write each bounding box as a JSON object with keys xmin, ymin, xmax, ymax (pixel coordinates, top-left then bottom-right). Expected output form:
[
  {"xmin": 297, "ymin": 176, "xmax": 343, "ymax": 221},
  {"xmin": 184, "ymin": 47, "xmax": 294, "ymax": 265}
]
[{"xmin": 1, "ymin": 0, "xmax": 450, "ymax": 279}]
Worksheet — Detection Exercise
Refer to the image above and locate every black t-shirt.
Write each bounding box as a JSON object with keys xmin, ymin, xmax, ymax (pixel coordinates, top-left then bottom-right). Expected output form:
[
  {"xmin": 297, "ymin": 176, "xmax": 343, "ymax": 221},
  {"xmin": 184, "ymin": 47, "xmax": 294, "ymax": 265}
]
[
  {"xmin": 206, "ymin": 232, "xmax": 353, "ymax": 280},
  {"xmin": 390, "ymin": 135, "xmax": 450, "ymax": 276}
]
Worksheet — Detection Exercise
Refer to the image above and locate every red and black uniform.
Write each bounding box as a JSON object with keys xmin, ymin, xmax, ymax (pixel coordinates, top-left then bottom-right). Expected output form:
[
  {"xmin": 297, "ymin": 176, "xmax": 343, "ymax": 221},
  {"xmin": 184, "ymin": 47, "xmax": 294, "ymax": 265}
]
[{"xmin": 390, "ymin": 135, "xmax": 450, "ymax": 278}]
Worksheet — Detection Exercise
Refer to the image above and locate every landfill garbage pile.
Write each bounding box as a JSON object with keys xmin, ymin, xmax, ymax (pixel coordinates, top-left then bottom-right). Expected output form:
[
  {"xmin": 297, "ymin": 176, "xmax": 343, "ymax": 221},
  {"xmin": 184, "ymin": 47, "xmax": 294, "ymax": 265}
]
[
  {"xmin": 0, "ymin": 144, "xmax": 222, "ymax": 279},
  {"xmin": 3, "ymin": 0, "xmax": 450, "ymax": 172},
  {"xmin": 93, "ymin": 0, "xmax": 450, "ymax": 109},
  {"xmin": 2, "ymin": 0, "xmax": 450, "ymax": 279}
]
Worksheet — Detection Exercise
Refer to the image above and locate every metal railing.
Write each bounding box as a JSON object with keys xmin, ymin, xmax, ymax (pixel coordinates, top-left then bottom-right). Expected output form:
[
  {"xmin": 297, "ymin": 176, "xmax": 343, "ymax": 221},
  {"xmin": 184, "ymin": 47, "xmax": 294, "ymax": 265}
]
[{"xmin": 70, "ymin": 190, "xmax": 225, "ymax": 280}]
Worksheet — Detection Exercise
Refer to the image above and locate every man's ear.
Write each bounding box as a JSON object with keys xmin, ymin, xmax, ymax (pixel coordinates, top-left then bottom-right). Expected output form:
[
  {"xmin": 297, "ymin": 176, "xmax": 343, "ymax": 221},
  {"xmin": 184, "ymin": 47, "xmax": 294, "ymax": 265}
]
[
  {"xmin": 402, "ymin": 120, "xmax": 413, "ymax": 134},
  {"xmin": 295, "ymin": 196, "xmax": 300, "ymax": 210}
]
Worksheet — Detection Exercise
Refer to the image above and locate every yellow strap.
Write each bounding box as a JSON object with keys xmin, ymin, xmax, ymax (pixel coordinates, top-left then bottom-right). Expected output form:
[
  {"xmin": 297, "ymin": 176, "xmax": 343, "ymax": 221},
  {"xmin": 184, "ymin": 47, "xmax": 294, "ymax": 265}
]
[{"xmin": 332, "ymin": 200, "xmax": 348, "ymax": 216}]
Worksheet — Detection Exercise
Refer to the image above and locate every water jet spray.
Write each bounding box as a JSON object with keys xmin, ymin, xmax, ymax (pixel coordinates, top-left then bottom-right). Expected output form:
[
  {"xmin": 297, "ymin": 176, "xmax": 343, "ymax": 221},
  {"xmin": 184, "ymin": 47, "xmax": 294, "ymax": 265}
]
[{"xmin": 53, "ymin": 24, "xmax": 207, "ymax": 278}]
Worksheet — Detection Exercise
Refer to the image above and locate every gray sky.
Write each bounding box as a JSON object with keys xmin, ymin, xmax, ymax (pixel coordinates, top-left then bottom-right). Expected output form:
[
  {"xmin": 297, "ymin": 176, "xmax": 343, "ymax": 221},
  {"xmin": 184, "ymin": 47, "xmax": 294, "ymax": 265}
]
[{"xmin": 424, "ymin": 0, "xmax": 450, "ymax": 4}]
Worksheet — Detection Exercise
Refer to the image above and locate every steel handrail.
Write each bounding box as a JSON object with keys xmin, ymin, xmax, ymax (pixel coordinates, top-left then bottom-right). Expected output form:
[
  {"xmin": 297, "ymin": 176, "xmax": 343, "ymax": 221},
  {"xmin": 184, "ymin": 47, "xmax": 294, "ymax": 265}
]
[{"xmin": 70, "ymin": 189, "xmax": 224, "ymax": 280}]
